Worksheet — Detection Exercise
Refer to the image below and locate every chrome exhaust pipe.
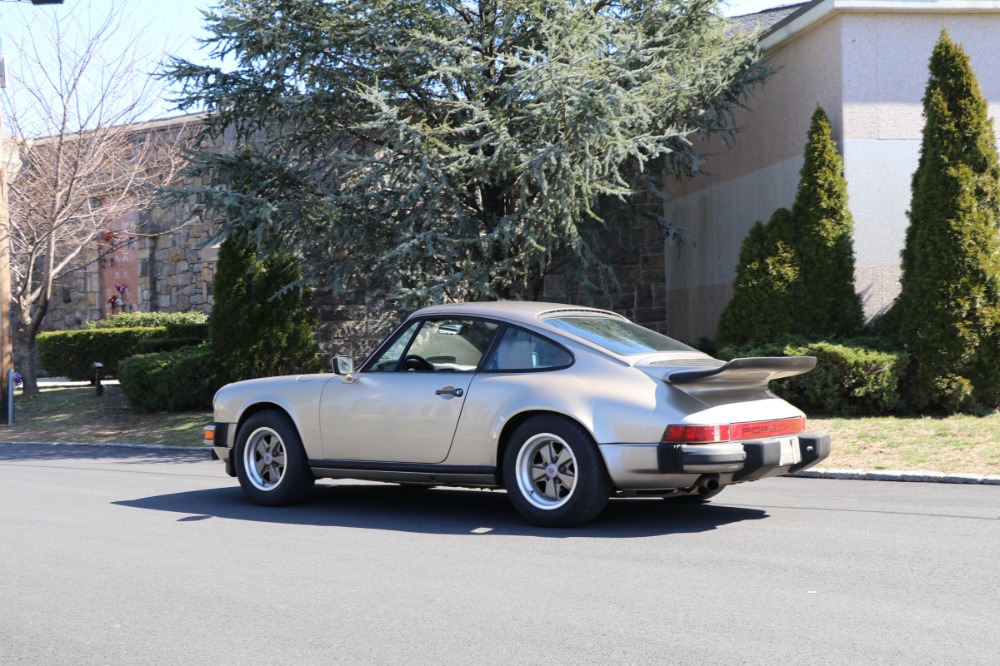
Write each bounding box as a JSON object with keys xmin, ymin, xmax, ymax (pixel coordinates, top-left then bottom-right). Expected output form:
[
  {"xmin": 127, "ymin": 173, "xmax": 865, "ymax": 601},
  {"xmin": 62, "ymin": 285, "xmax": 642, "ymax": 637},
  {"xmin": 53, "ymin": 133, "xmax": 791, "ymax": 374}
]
[{"xmin": 695, "ymin": 474, "xmax": 720, "ymax": 493}]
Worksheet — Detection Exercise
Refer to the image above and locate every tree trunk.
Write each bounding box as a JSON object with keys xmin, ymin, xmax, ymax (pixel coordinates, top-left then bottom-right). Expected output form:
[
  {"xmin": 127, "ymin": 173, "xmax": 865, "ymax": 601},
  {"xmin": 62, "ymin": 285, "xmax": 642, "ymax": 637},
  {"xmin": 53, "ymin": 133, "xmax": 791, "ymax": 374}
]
[
  {"xmin": 14, "ymin": 318, "xmax": 40, "ymax": 397},
  {"xmin": 14, "ymin": 295, "xmax": 48, "ymax": 397}
]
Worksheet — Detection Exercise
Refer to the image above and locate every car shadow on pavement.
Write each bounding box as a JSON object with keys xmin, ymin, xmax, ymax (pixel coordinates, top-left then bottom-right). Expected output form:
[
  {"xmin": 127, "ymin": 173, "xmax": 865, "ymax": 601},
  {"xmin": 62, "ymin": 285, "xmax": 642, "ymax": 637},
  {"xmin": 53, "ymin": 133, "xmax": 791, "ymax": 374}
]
[{"xmin": 114, "ymin": 482, "xmax": 768, "ymax": 538}]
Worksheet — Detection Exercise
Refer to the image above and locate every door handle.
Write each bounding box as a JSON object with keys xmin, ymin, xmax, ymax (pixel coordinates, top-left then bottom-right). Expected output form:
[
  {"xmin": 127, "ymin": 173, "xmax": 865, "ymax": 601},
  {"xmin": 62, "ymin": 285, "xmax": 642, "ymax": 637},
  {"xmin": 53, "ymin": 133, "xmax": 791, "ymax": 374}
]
[{"xmin": 435, "ymin": 386, "xmax": 464, "ymax": 397}]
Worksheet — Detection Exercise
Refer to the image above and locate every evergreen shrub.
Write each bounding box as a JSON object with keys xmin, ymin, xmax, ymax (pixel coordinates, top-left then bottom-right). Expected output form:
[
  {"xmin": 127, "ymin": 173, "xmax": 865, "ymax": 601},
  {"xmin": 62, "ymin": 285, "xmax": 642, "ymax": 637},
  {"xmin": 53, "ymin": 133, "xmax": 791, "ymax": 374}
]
[
  {"xmin": 718, "ymin": 338, "xmax": 908, "ymax": 416},
  {"xmin": 886, "ymin": 31, "xmax": 1000, "ymax": 412},
  {"xmin": 717, "ymin": 107, "xmax": 864, "ymax": 348},
  {"xmin": 716, "ymin": 209, "xmax": 798, "ymax": 346},
  {"xmin": 37, "ymin": 327, "xmax": 168, "ymax": 380},
  {"xmin": 209, "ymin": 234, "xmax": 321, "ymax": 383},
  {"xmin": 137, "ymin": 337, "xmax": 206, "ymax": 355},
  {"xmin": 118, "ymin": 345, "xmax": 224, "ymax": 412},
  {"xmin": 164, "ymin": 322, "xmax": 209, "ymax": 340}
]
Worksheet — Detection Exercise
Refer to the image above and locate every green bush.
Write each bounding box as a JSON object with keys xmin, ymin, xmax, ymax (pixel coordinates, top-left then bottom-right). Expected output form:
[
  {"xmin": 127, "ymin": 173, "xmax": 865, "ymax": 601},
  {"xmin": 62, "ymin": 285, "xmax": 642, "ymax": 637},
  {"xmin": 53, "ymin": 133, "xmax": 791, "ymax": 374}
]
[
  {"xmin": 137, "ymin": 337, "xmax": 206, "ymax": 354},
  {"xmin": 209, "ymin": 233, "xmax": 321, "ymax": 382},
  {"xmin": 716, "ymin": 210, "xmax": 798, "ymax": 346},
  {"xmin": 86, "ymin": 311, "xmax": 208, "ymax": 329},
  {"xmin": 716, "ymin": 107, "xmax": 863, "ymax": 347},
  {"xmin": 37, "ymin": 327, "xmax": 168, "ymax": 380},
  {"xmin": 118, "ymin": 345, "xmax": 224, "ymax": 411},
  {"xmin": 165, "ymin": 322, "xmax": 209, "ymax": 340},
  {"xmin": 718, "ymin": 337, "xmax": 908, "ymax": 416}
]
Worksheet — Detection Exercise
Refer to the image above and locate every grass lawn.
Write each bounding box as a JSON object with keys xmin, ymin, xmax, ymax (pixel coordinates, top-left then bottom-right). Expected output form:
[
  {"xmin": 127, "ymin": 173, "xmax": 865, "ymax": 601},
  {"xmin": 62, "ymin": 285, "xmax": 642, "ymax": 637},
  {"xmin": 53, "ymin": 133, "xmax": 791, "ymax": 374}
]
[
  {"xmin": 2, "ymin": 383, "xmax": 998, "ymax": 476},
  {"xmin": 810, "ymin": 413, "xmax": 1000, "ymax": 476},
  {"xmin": 4, "ymin": 383, "xmax": 209, "ymax": 447}
]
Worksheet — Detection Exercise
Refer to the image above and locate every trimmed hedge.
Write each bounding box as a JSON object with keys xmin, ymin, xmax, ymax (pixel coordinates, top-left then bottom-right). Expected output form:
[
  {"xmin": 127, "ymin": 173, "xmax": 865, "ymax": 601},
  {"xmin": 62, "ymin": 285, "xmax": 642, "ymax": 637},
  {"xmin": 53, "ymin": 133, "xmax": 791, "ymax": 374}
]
[
  {"xmin": 118, "ymin": 345, "xmax": 224, "ymax": 411},
  {"xmin": 37, "ymin": 327, "xmax": 168, "ymax": 380},
  {"xmin": 86, "ymin": 311, "xmax": 208, "ymax": 329},
  {"xmin": 165, "ymin": 323, "xmax": 209, "ymax": 340},
  {"xmin": 718, "ymin": 337, "xmax": 908, "ymax": 416},
  {"xmin": 137, "ymin": 337, "xmax": 206, "ymax": 355}
]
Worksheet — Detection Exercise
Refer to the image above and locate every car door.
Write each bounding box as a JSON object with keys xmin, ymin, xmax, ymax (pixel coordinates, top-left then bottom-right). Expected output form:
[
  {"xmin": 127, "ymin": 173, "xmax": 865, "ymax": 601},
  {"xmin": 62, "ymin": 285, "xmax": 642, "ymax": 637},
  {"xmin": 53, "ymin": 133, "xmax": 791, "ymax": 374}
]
[{"xmin": 319, "ymin": 317, "xmax": 499, "ymax": 463}]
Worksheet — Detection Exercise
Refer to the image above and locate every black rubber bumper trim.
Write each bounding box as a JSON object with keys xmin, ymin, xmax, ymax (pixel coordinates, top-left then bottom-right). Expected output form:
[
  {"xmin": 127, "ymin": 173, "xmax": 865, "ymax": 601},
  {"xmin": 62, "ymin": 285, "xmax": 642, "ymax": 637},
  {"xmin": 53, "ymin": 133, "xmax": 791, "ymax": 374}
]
[
  {"xmin": 309, "ymin": 460, "xmax": 495, "ymax": 476},
  {"xmin": 789, "ymin": 432, "xmax": 832, "ymax": 473},
  {"xmin": 732, "ymin": 439, "xmax": 782, "ymax": 482},
  {"xmin": 657, "ymin": 444, "xmax": 746, "ymax": 474}
]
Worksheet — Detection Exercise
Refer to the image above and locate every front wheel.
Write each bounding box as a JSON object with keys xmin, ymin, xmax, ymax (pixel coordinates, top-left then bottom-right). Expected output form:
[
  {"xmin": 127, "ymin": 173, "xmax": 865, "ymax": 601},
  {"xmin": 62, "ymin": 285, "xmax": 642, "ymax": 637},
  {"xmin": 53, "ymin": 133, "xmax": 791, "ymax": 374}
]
[
  {"xmin": 503, "ymin": 416, "xmax": 611, "ymax": 527},
  {"xmin": 235, "ymin": 410, "xmax": 315, "ymax": 506}
]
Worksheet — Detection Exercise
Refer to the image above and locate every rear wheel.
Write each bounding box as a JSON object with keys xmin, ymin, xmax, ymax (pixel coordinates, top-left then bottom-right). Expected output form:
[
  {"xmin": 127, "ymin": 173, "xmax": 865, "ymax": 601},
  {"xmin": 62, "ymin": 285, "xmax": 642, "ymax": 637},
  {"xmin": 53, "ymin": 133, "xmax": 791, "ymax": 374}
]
[
  {"xmin": 235, "ymin": 410, "xmax": 315, "ymax": 506},
  {"xmin": 503, "ymin": 415, "xmax": 611, "ymax": 527}
]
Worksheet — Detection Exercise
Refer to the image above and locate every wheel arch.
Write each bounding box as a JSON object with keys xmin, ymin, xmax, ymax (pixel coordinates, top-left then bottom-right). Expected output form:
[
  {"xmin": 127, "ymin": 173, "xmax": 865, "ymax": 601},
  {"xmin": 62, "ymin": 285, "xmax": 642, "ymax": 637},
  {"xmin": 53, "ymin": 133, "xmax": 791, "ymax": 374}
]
[
  {"xmin": 495, "ymin": 409, "xmax": 600, "ymax": 488},
  {"xmin": 235, "ymin": 401, "xmax": 297, "ymax": 443}
]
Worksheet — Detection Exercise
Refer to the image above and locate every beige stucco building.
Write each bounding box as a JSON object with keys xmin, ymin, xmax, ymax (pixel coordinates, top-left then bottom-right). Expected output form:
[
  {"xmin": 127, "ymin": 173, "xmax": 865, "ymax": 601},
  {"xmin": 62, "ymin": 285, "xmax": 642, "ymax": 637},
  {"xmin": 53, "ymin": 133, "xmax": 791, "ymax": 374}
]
[{"xmin": 663, "ymin": 0, "xmax": 1000, "ymax": 342}]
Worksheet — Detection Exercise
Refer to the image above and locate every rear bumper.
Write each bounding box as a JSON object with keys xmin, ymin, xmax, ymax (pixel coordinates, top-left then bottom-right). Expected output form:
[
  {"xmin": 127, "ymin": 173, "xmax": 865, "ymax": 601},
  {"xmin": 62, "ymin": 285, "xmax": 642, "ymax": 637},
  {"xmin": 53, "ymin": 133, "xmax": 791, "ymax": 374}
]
[{"xmin": 599, "ymin": 433, "xmax": 831, "ymax": 491}]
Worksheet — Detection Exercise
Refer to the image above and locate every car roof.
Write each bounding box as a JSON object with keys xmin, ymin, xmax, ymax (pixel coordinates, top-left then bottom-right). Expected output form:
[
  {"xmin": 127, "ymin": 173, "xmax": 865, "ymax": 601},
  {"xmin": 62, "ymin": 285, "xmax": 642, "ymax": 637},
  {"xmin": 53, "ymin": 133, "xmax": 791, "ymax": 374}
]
[{"xmin": 411, "ymin": 301, "xmax": 626, "ymax": 327}]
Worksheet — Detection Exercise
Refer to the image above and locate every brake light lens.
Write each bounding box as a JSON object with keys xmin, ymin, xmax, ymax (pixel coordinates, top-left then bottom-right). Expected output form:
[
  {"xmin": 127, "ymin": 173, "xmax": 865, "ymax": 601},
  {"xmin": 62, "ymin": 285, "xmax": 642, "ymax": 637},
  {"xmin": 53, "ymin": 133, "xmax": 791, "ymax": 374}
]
[
  {"xmin": 731, "ymin": 417, "xmax": 805, "ymax": 440},
  {"xmin": 662, "ymin": 424, "xmax": 731, "ymax": 443},
  {"xmin": 662, "ymin": 417, "xmax": 805, "ymax": 443}
]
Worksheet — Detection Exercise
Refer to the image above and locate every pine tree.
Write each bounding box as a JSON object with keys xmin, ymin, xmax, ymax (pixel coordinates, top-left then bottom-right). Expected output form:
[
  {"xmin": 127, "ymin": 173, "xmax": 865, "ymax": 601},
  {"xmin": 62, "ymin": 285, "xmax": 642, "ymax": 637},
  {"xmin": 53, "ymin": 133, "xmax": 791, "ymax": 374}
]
[
  {"xmin": 209, "ymin": 232, "xmax": 322, "ymax": 382},
  {"xmin": 167, "ymin": 0, "xmax": 770, "ymax": 305},
  {"xmin": 791, "ymin": 107, "xmax": 864, "ymax": 336},
  {"xmin": 890, "ymin": 31, "xmax": 1000, "ymax": 411}
]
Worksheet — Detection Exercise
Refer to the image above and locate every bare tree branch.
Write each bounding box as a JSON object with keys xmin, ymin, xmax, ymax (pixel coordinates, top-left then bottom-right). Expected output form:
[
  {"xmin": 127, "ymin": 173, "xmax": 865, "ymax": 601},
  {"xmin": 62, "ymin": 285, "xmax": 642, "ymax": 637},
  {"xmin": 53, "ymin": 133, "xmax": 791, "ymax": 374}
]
[{"xmin": 1, "ymin": 1, "xmax": 194, "ymax": 395}]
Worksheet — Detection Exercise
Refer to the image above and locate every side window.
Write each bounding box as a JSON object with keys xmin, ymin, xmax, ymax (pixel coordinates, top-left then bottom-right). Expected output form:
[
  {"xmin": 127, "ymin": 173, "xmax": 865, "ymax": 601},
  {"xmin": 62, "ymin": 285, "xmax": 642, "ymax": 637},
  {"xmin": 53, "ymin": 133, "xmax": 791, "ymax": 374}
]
[
  {"xmin": 367, "ymin": 320, "xmax": 423, "ymax": 372},
  {"xmin": 403, "ymin": 318, "xmax": 498, "ymax": 372},
  {"xmin": 487, "ymin": 327, "xmax": 573, "ymax": 372}
]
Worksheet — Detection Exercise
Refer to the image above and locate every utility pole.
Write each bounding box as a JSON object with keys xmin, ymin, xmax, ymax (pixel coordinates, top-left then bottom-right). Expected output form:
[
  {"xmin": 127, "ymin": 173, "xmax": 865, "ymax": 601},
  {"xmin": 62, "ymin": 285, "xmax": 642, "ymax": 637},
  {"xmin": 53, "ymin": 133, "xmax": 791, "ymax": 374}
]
[{"xmin": 0, "ymin": 0, "xmax": 64, "ymax": 423}]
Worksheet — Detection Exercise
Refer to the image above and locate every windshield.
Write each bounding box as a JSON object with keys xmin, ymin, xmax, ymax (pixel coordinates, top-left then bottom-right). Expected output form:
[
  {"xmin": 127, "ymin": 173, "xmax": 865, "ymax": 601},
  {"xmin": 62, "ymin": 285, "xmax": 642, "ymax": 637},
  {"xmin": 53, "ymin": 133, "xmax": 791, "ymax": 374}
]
[{"xmin": 545, "ymin": 316, "xmax": 697, "ymax": 355}]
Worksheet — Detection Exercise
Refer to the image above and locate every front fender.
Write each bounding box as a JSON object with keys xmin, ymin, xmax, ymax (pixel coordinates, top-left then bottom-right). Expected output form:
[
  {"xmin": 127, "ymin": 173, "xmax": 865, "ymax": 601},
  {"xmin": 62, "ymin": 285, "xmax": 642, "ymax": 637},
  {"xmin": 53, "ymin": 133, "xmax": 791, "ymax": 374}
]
[{"xmin": 213, "ymin": 374, "xmax": 334, "ymax": 459}]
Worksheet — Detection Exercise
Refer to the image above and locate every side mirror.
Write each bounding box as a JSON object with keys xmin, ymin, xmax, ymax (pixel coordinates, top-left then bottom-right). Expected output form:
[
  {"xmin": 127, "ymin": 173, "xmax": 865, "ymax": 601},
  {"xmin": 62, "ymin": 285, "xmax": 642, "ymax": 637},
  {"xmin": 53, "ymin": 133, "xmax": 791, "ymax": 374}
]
[{"xmin": 333, "ymin": 355, "xmax": 355, "ymax": 382}]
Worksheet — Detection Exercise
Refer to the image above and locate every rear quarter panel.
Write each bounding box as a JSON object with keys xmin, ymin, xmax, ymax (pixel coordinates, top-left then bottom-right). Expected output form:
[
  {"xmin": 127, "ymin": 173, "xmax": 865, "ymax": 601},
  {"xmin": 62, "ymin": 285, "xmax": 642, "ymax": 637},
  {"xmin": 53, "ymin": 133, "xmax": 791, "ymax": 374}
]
[{"xmin": 446, "ymin": 351, "xmax": 693, "ymax": 466}]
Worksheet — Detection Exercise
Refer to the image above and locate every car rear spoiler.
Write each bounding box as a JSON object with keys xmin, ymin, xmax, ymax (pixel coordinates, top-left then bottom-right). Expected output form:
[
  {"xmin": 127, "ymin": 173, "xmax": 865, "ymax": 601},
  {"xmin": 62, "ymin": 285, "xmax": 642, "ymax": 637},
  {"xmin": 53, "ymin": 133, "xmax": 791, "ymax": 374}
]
[{"xmin": 665, "ymin": 356, "xmax": 817, "ymax": 387}]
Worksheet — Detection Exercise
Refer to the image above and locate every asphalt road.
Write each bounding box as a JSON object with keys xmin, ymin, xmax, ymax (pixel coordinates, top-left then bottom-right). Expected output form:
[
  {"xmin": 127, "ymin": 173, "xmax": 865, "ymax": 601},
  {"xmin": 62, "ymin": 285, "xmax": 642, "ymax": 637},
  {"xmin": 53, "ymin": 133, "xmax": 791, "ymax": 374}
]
[{"xmin": 2, "ymin": 443, "xmax": 998, "ymax": 666}]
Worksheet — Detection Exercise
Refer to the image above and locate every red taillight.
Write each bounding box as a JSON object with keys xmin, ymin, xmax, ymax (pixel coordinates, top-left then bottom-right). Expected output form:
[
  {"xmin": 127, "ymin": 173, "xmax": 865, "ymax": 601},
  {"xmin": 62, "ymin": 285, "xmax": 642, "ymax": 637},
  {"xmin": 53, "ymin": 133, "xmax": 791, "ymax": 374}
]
[
  {"xmin": 662, "ymin": 417, "xmax": 805, "ymax": 443},
  {"xmin": 662, "ymin": 424, "xmax": 731, "ymax": 443},
  {"xmin": 731, "ymin": 417, "xmax": 805, "ymax": 439}
]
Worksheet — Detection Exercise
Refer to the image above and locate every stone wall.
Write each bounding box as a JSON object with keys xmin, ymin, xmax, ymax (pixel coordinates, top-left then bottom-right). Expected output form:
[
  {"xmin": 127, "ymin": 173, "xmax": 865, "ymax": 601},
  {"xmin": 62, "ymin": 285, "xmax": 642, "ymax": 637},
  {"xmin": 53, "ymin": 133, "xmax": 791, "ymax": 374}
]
[
  {"xmin": 541, "ymin": 217, "xmax": 670, "ymax": 336},
  {"xmin": 42, "ymin": 115, "xmax": 220, "ymax": 332}
]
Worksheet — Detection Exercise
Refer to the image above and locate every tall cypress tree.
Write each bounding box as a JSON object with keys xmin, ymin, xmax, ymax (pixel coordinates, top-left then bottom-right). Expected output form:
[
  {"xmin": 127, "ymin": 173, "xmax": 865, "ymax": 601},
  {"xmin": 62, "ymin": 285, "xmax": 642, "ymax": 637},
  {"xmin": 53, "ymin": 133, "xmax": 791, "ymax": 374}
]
[
  {"xmin": 891, "ymin": 31, "xmax": 1000, "ymax": 411},
  {"xmin": 791, "ymin": 107, "xmax": 864, "ymax": 336},
  {"xmin": 716, "ymin": 106, "xmax": 861, "ymax": 346}
]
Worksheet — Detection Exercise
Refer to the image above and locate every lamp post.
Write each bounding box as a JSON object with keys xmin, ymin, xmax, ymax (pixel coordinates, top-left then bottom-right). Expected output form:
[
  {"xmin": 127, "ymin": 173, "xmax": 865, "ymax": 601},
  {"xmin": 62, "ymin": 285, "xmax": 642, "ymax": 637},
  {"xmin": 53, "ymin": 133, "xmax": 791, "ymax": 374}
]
[{"xmin": 0, "ymin": 0, "xmax": 63, "ymax": 424}]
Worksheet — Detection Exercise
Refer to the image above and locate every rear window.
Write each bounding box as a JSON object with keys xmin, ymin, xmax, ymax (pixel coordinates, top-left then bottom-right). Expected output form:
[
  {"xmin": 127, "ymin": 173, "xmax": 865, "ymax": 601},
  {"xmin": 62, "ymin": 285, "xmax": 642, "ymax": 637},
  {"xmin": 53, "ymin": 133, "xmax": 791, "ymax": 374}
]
[{"xmin": 545, "ymin": 316, "xmax": 696, "ymax": 355}]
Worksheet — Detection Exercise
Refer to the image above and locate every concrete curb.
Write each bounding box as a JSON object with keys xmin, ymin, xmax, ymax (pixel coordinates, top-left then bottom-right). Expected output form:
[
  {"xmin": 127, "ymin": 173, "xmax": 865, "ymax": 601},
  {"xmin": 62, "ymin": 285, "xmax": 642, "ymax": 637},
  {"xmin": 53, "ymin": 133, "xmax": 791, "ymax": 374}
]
[
  {"xmin": 3, "ymin": 441, "xmax": 998, "ymax": 486},
  {"xmin": 789, "ymin": 468, "xmax": 1000, "ymax": 485}
]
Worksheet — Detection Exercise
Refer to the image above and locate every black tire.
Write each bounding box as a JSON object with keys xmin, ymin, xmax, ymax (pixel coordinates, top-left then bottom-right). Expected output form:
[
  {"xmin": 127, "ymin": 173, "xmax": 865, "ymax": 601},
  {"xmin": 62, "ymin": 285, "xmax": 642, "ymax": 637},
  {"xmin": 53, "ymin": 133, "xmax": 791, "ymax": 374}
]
[
  {"xmin": 235, "ymin": 410, "xmax": 315, "ymax": 506},
  {"xmin": 503, "ymin": 415, "xmax": 611, "ymax": 527},
  {"xmin": 663, "ymin": 486, "xmax": 726, "ymax": 504}
]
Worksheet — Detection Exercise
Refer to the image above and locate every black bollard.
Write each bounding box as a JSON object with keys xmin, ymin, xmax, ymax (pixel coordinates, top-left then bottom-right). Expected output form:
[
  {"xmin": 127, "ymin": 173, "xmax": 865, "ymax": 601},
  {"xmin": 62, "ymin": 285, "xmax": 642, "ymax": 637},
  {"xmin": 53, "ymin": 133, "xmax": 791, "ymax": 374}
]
[{"xmin": 92, "ymin": 361, "xmax": 104, "ymax": 397}]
